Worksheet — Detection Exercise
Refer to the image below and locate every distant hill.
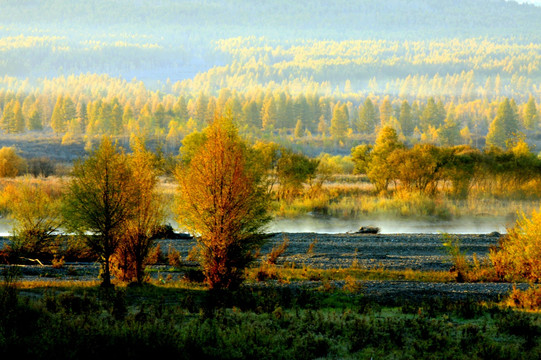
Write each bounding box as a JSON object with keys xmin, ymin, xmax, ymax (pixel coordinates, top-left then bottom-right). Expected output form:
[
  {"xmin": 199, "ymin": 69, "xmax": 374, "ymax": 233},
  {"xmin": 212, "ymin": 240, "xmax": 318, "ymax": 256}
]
[{"xmin": 0, "ymin": 0, "xmax": 539, "ymax": 81}]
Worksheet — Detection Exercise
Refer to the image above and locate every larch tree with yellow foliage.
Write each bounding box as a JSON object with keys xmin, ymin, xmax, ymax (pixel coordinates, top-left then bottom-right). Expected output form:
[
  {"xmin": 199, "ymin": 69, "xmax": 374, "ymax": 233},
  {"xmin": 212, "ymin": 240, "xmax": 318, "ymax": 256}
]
[{"xmin": 175, "ymin": 117, "xmax": 271, "ymax": 290}]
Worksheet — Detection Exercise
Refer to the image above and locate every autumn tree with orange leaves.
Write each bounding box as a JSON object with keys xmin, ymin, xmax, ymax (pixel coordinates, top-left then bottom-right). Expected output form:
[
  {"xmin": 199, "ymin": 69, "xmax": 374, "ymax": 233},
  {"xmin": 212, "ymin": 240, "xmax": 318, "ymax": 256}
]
[{"xmin": 175, "ymin": 117, "xmax": 271, "ymax": 290}]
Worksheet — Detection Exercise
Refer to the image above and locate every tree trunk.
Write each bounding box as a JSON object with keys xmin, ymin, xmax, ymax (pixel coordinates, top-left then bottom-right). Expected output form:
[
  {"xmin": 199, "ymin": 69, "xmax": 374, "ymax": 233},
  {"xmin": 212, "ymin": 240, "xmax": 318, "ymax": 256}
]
[
  {"xmin": 101, "ymin": 257, "xmax": 112, "ymax": 287},
  {"xmin": 135, "ymin": 257, "xmax": 143, "ymax": 284}
]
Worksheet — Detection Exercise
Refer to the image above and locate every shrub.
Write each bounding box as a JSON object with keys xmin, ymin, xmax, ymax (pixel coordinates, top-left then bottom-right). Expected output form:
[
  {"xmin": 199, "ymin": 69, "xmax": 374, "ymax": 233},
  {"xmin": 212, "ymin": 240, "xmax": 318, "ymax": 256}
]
[
  {"xmin": 490, "ymin": 208, "xmax": 541, "ymax": 282},
  {"xmin": 505, "ymin": 285, "xmax": 541, "ymax": 310},
  {"xmin": 266, "ymin": 236, "xmax": 289, "ymax": 265},
  {"xmin": 2, "ymin": 179, "xmax": 63, "ymax": 259},
  {"xmin": 51, "ymin": 255, "xmax": 65, "ymax": 269},
  {"xmin": 167, "ymin": 245, "xmax": 182, "ymax": 268},
  {"xmin": 0, "ymin": 147, "xmax": 26, "ymax": 177},
  {"xmin": 26, "ymin": 157, "xmax": 56, "ymax": 177},
  {"xmin": 442, "ymin": 233, "xmax": 469, "ymax": 282}
]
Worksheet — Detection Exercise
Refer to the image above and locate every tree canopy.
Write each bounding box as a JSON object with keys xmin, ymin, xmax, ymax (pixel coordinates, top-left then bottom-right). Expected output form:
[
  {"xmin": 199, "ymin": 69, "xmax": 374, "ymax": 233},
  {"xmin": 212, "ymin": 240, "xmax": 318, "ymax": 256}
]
[{"xmin": 175, "ymin": 117, "xmax": 271, "ymax": 289}]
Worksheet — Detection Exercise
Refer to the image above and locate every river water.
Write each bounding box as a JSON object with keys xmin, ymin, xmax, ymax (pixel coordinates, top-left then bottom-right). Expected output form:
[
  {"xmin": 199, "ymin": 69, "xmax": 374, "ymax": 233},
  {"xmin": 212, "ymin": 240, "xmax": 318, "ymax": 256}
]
[
  {"xmin": 0, "ymin": 215, "xmax": 511, "ymax": 237},
  {"xmin": 266, "ymin": 215, "xmax": 511, "ymax": 234}
]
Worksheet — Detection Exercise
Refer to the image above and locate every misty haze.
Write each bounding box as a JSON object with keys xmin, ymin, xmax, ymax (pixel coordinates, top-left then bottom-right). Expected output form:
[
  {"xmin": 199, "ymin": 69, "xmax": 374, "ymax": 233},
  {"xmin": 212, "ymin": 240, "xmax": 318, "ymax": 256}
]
[{"xmin": 1, "ymin": 1, "xmax": 541, "ymax": 358}]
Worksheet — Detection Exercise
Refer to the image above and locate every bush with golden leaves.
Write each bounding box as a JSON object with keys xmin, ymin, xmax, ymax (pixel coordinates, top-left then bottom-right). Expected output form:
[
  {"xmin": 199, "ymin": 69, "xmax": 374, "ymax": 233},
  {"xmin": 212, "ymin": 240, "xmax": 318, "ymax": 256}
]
[{"xmin": 490, "ymin": 208, "xmax": 541, "ymax": 282}]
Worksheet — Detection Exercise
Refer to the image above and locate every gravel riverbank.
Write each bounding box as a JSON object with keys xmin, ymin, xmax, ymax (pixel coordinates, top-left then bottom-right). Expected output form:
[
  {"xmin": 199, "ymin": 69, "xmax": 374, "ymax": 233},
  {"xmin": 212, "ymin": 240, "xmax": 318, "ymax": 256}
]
[{"xmin": 2, "ymin": 232, "xmax": 521, "ymax": 302}]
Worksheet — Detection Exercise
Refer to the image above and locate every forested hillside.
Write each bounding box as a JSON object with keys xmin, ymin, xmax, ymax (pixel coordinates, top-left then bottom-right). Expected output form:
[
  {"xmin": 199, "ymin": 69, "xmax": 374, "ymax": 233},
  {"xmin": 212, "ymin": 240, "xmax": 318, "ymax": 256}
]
[
  {"xmin": 0, "ymin": 0, "xmax": 540, "ymax": 80},
  {"xmin": 0, "ymin": 0, "xmax": 540, "ymax": 157}
]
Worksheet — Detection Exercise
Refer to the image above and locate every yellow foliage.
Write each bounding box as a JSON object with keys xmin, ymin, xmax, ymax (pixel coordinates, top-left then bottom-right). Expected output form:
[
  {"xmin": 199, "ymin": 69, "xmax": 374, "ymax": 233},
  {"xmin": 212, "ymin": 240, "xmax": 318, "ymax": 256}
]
[
  {"xmin": 491, "ymin": 208, "xmax": 541, "ymax": 282},
  {"xmin": 0, "ymin": 147, "xmax": 26, "ymax": 177}
]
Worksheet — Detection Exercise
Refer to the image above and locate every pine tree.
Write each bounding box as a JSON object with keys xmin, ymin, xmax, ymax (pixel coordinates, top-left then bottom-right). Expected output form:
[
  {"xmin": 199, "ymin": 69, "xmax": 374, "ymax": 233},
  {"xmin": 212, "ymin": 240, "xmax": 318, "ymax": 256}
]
[
  {"xmin": 330, "ymin": 102, "xmax": 349, "ymax": 142},
  {"xmin": 294, "ymin": 119, "xmax": 304, "ymax": 138},
  {"xmin": 242, "ymin": 100, "xmax": 260, "ymax": 128},
  {"xmin": 261, "ymin": 95, "xmax": 277, "ymax": 130},
  {"xmin": 194, "ymin": 92, "xmax": 208, "ymax": 122},
  {"xmin": 379, "ymin": 97, "xmax": 393, "ymax": 128},
  {"xmin": 62, "ymin": 97, "xmax": 77, "ymax": 124},
  {"xmin": 439, "ymin": 108, "xmax": 461, "ymax": 146},
  {"xmin": 76, "ymin": 101, "xmax": 87, "ymax": 133},
  {"xmin": 27, "ymin": 105, "xmax": 42, "ymax": 131},
  {"xmin": 523, "ymin": 96, "xmax": 538, "ymax": 131},
  {"xmin": 486, "ymin": 98, "xmax": 520, "ymax": 149},
  {"xmin": 12, "ymin": 100, "xmax": 24, "ymax": 133},
  {"xmin": 0, "ymin": 100, "xmax": 14, "ymax": 133},
  {"xmin": 173, "ymin": 96, "xmax": 189, "ymax": 120},
  {"xmin": 317, "ymin": 115, "xmax": 328, "ymax": 137},
  {"xmin": 51, "ymin": 96, "xmax": 66, "ymax": 133},
  {"xmin": 358, "ymin": 98, "xmax": 377, "ymax": 133},
  {"xmin": 399, "ymin": 100, "xmax": 414, "ymax": 136}
]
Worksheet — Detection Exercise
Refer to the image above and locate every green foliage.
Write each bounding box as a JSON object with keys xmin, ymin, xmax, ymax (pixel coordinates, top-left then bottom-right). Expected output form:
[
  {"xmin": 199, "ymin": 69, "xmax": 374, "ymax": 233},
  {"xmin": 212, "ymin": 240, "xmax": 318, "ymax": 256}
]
[
  {"xmin": 276, "ymin": 150, "xmax": 319, "ymax": 200},
  {"xmin": 442, "ymin": 145, "xmax": 481, "ymax": 198},
  {"xmin": 420, "ymin": 97, "xmax": 445, "ymax": 131},
  {"xmin": 486, "ymin": 98, "xmax": 520, "ymax": 149},
  {"xmin": 330, "ymin": 102, "xmax": 349, "ymax": 142},
  {"xmin": 62, "ymin": 138, "xmax": 137, "ymax": 287},
  {"xmin": 366, "ymin": 126, "xmax": 403, "ymax": 192},
  {"xmin": 27, "ymin": 157, "xmax": 56, "ymax": 178},
  {"xmin": 523, "ymin": 96, "xmax": 539, "ymax": 131},
  {"xmin": 442, "ymin": 234, "xmax": 470, "ymax": 282},
  {"xmin": 317, "ymin": 153, "xmax": 354, "ymax": 175},
  {"xmin": 1, "ymin": 284, "xmax": 541, "ymax": 359},
  {"xmin": 0, "ymin": 100, "xmax": 24, "ymax": 133},
  {"xmin": 389, "ymin": 143, "xmax": 445, "ymax": 195},
  {"xmin": 398, "ymin": 100, "xmax": 414, "ymax": 136},
  {"xmin": 350, "ymin": 144, "xmax": 372, "ymax": 175},
  {"xmin": 439, "ymin": 109, "xmax": 461, "ymax": 146}
]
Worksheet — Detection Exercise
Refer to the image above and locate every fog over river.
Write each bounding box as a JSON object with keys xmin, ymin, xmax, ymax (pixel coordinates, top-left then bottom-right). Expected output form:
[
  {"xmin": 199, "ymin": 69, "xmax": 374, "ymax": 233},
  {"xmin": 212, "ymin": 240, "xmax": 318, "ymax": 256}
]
[
  {"xmin": 266, "ymin": 215, "xmax": 511, "ymax": 234},
  {"xmin": 0, "ymin": 215, "xmax": 511, "ymax": 237}
]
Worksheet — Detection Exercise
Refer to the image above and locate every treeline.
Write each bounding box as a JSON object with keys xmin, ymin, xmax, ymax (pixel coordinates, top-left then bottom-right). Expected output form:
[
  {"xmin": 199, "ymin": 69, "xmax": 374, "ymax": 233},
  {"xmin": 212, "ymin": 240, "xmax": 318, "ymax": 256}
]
[
  {"xmin": 352, "ymin": 126, "xmax": 541, "ymax": 198},
  {"xmin": 191, "ymin": 38, "xmax": 541, "ymax": 100},
  {"xmin": 1, "ymin": 37, "xmax": 540, "ymax": 100},
  {"xmin": 0, "ymin": 74, "xmax": 539, "ymax": 155}
]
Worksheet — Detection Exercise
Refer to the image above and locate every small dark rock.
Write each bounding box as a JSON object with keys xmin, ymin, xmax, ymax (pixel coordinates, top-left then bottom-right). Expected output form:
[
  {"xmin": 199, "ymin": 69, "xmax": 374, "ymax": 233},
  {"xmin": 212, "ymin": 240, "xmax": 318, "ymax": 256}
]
[
  {"xmin": 488, "ymin": 231, "xmax": 501, "ymax": 237},
  {"xmin": 153, "ymin": 224, "xmax": 193, "ymax": 239},
  {"xmin": 356, "ymin": 226, "xmax": 380, "ymax": 234}
]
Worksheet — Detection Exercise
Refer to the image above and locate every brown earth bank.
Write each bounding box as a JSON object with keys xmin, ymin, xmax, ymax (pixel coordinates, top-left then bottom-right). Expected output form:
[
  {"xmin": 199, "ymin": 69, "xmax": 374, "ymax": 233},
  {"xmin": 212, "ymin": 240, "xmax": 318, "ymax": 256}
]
[{"xmin": 2, "ymin": 232, "xmax": 525, "ymax": 303}]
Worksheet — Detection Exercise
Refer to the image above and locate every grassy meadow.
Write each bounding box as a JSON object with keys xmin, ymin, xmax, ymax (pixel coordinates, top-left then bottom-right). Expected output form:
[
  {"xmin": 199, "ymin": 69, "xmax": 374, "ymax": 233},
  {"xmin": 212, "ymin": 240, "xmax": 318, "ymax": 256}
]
[{"xmin": 2, "ymin": 268, "xmax": 541, "ymax": 359}]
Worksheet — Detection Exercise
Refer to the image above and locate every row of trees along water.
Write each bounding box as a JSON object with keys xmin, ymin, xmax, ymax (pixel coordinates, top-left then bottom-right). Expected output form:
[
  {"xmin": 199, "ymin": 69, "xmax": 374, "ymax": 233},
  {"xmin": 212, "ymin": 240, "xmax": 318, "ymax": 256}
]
[
  {"xmin": 0, "ymin": 75, "xmax": 539, "ymax": 152},
  {"xmin": 351, "ymin": 126, "xmax": 541, "ymax": 198},
  {"xmin": 4, "ymin": 120, "xmax": 541, "ymax": 290},
  {"xmin": 2, "ymin": 119, "xmax": 272, "ymax": 289}
]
